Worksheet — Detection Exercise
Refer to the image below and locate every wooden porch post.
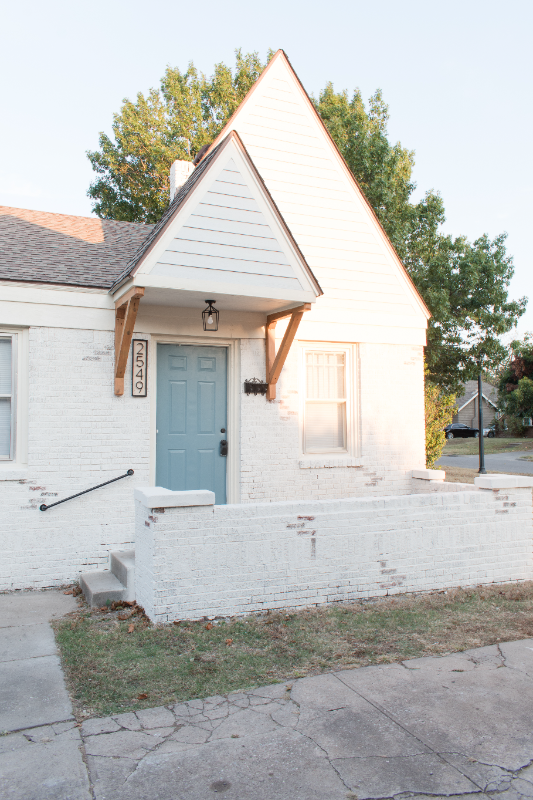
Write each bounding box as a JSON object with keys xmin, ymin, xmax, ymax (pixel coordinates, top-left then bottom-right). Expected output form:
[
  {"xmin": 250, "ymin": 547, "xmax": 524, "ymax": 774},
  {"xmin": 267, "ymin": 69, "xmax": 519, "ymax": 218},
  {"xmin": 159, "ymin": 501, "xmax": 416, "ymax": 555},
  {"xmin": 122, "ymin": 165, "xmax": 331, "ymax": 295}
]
[{"xmin": 114, "ymin": 287, "xmax": 145, "ymax": 396}]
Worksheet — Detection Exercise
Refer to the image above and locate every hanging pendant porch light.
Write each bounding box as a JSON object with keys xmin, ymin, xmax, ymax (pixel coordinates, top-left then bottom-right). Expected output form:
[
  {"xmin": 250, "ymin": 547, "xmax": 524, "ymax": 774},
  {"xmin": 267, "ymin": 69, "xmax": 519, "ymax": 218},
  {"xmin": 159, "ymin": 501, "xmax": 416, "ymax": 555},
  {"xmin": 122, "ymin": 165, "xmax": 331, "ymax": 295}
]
[{"xmin": 202, "ymin": 300, "xmax": 219, "ymax": 331}]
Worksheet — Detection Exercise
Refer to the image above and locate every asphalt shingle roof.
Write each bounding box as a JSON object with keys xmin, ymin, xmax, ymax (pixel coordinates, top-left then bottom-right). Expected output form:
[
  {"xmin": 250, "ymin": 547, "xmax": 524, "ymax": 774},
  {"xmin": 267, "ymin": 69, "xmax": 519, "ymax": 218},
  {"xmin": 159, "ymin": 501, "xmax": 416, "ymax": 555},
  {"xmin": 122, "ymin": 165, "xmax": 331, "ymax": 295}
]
[{"xmin": 0, "ymin": 206, "xmax": 153, "ymax": 289}]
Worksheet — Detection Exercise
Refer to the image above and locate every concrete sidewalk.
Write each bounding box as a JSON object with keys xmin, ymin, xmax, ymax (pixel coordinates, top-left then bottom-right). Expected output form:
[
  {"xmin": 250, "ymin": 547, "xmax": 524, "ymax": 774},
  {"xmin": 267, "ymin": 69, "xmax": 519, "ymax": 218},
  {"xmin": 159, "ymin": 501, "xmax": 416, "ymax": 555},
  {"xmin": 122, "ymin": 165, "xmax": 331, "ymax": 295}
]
[
  {"xmin": 0, "ymin": 591, "xmax": 91, "ymax": 799},
  {"xmin": 2, "ymin": 590, "xmax": 533, "ymax": 799}
]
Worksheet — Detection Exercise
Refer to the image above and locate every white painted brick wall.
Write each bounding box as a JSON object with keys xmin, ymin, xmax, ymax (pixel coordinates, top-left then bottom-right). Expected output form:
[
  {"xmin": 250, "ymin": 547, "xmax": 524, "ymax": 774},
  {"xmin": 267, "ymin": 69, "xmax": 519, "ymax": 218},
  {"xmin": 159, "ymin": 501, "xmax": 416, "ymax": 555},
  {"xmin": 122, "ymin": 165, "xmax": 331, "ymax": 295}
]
[
  {"xmin": 1, "ymin": 327, "xmax": 426, "ymax": 590},
  {"xmin": 135, "ymin": 483, "xmax": 533, "ymax": 622},
  {"xmin": 239, "ymin": 339, "xmax": 425, "ymax": 502},
  {"xmin": 0, "ymin": 327, "xmax": 150, "ymax": 590}
]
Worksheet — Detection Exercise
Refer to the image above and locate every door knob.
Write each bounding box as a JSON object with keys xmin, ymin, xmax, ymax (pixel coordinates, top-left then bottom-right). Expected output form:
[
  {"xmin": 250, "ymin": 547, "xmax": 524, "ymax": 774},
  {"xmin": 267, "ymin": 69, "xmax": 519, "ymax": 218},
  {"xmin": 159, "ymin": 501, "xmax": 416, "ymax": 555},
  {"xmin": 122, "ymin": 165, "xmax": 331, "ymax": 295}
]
[{"xmin": 220, "ymin": 439, "xmax": 228, "ymax": 456}]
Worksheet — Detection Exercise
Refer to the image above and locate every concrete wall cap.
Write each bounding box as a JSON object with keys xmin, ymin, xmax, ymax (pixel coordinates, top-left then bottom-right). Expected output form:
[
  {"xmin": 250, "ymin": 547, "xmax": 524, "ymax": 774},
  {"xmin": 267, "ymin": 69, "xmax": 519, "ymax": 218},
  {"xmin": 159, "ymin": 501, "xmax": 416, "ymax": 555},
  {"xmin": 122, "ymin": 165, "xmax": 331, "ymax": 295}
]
[
  {"xmin": 412, "ymin": 469, "xmax": 445, "ymax": 481},
  {"xmin": 474, "ymin": 475, "xmax": 533, "ymax": 489},
  {"xmin": 134, "ymin": 487, "xmax": 215, "ymax": 508}
]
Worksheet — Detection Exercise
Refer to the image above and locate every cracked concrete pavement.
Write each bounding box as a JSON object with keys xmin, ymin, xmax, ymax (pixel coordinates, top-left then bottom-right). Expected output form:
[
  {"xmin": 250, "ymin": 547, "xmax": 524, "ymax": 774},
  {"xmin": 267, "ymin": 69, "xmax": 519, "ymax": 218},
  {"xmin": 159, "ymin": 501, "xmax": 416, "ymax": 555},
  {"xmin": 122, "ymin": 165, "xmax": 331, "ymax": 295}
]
[
  {"xmin": 2, "ymin": 590, "xmax": 533, "ymax": 800},
  {"xmin": 80, "ymin": 640, "xmax": 533, "ymax": 800}
]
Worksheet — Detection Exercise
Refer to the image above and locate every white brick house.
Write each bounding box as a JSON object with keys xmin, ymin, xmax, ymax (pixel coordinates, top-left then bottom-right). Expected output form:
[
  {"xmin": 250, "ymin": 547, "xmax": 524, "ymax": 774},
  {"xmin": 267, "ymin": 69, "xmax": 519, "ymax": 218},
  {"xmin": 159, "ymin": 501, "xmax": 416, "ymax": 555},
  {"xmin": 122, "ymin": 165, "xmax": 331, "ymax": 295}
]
[{"xmin": 4, "ymin": 50, "xmax": 524, "ymax": 609}]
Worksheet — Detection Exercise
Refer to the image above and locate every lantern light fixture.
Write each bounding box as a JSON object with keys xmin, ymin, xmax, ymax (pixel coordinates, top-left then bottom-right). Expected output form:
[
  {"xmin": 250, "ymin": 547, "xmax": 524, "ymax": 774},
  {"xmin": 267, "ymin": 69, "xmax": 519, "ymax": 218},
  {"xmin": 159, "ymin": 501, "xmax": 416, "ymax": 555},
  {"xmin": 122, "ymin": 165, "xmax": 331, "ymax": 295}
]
[{"xmin": 202, "ymin": 300, "xmax": 219, "ymax": 331}]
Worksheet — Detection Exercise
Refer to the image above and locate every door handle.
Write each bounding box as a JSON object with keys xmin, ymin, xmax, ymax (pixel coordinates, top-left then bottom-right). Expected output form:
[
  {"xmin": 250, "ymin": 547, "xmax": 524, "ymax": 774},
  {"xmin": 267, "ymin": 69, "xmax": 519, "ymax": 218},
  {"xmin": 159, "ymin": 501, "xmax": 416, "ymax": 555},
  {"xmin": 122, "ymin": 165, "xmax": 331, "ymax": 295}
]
[{"xmin": 220, "ymin": 439, "xmax": 228, "ymax": 456}]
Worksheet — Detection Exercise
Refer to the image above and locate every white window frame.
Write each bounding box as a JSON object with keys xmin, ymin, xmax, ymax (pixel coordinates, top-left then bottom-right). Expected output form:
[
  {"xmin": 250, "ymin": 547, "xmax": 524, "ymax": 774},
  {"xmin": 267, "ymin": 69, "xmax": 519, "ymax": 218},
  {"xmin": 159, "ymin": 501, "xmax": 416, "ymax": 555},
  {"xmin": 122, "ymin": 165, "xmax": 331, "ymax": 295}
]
[
  {"xmin": 0, "ymin": 333, "xmax": 17, "ymax": 461},
  {"xmin": 299, "ymin": 343, "xmax": 358, "ymax": 461},
  {"xmin": 0, "ymin": 328, "xmax": 28, "ymax": 471}
]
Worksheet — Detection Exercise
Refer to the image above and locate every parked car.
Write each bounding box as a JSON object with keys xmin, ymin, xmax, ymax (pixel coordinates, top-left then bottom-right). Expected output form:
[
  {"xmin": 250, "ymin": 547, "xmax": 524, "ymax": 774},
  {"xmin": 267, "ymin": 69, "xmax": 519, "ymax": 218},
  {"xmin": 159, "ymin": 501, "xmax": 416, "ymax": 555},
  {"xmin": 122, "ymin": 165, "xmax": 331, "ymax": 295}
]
[
  {"xmin": 444, "ymin": 423, "xmax": 480, "ymax": 439},
  {"xmin": 483, "ymin": 425, "xmax": 496, "ymax": 438}
]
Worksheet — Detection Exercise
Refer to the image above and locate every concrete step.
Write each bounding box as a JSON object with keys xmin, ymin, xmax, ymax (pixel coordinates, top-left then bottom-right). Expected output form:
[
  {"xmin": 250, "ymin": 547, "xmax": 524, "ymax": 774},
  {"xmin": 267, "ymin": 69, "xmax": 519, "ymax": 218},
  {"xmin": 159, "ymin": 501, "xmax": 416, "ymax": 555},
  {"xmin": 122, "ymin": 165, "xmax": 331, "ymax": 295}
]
[
  {"xmin": 110, "ymin": 550, "xmax": 135, "ymax": 602},
  {"xmin": 80, "ymin": 570, "xmax": 128, "ymax": 607}
]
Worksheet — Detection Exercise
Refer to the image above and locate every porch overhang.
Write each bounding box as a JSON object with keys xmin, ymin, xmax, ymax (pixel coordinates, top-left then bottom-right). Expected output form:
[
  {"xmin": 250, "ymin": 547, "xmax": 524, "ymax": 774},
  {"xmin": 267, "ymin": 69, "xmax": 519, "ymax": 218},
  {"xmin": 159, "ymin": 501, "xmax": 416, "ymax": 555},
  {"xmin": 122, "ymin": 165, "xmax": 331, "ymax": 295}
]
[
  {"xmin": 112, "ymin": 279, "xmax": 315, "ymax": 397},
  {"xmin": 112, "ymin": 275, "xmax": 317, "ymax": 314}
]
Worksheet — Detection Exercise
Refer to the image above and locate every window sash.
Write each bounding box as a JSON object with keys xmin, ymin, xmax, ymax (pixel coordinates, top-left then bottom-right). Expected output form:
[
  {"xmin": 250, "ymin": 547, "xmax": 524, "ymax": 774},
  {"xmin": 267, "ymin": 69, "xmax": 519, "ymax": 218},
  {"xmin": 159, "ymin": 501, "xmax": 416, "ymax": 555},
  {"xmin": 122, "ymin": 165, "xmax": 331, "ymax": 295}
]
[
  {"xmin": 303, "ymin": 349, "xmax": 348, "ymax": 454},
  {"xmin": 0, "ymin": 336, "xmax": 15, "ymax": 460}
]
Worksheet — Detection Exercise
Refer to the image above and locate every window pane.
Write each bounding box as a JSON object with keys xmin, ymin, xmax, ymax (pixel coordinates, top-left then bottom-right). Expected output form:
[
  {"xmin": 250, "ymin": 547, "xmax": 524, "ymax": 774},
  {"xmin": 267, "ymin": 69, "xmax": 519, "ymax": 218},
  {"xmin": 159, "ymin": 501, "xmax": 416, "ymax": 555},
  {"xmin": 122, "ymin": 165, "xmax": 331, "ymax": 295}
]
[
  {"xmin": 0, "ymin": 338, "xmax": 11, "ymax": 394},
  {"xmin": 306, "ymin": 352, "xmax": 345, "ymax": 399},
  {"xmin": 305, "ymin": 402, "xmax": 346, "ymax": 451},
  {"xmin": 0, "ymin": 398, "xmax": 11, "ymax": 457}
]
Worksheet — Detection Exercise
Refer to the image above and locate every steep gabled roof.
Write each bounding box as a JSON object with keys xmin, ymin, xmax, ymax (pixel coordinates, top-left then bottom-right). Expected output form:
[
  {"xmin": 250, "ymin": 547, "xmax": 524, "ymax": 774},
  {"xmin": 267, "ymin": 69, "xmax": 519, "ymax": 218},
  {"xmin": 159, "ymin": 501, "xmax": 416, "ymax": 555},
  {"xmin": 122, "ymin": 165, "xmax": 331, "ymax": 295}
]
[
  {"xmin": 111, "ymin": 131, "xmax": 322, "ymax": 302},
  {"xmin": 109, "ymin": 141, "xmax": 224, "ymax": 292},
  {"xmin": 199, "ymin": 50, "xmax": 430, "ymax": 324},
  {"xmin": 0, "ymin": 206, "xmax": 151, "ymax": 289}
]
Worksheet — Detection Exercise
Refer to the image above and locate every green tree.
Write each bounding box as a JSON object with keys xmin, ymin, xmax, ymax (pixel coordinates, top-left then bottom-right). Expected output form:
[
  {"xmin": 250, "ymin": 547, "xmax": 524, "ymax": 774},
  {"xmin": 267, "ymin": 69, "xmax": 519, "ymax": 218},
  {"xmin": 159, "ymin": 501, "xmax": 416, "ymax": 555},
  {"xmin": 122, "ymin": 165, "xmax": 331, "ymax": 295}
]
[
  {"xmin": 424, "ymin": 380, "xmax": 456, "ymax": 468},
  {"xmin": 314, "ymin": 86, "xmax": 526, "ymax": 392},
  {"xmin": 88, "ymin": 55, "xmax": 526, "ymax": 386},
  {"xmin": 87, "ymin": 50, "xmax": 271, "ymax": 223},
  {"xmin": 497, "ymin": 336, "xmax": 533, "ymax": 434}
]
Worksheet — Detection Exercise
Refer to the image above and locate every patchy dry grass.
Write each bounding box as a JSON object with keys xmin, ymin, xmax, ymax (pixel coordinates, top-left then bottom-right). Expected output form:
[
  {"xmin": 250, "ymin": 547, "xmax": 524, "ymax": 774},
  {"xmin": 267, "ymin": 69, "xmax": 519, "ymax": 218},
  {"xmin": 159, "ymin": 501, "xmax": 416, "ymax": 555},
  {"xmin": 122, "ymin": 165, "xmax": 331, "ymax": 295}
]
[
  {"xmin": 443, "ymin": 465, "xmax": 533, "ymax": 483},
  {"xmin": 443, "ymin": 437, "xmax": 533, "ymax": 456},
  {"xmin": 54, "ymin": 583, "xmax": 533, "ymax": 719}
]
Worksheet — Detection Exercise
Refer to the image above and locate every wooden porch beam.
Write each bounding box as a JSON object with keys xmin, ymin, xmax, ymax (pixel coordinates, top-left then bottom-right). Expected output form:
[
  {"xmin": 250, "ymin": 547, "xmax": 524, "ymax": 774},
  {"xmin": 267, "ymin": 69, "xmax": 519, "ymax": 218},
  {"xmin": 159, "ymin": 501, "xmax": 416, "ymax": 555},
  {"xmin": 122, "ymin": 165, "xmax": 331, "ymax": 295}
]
[
  {"xmin": 265, "ymin": 304, "xmax": 311, "ymax": 401},
  {"xmin": 266, "ymin": 303, "xmax": 311, "ymax": 326},
  {"xmin": 114, "ymin": 287, "xmax": 145, "ymax": 396}
]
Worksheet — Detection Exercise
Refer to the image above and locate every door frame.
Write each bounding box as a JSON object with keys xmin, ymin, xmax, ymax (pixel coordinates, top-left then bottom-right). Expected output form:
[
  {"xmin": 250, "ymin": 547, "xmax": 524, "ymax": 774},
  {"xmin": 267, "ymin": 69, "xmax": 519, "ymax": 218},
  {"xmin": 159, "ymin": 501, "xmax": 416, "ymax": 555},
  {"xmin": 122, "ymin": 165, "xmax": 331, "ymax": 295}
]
[{"xmin": 149, "ymin": 334, "xmax": 240, "ymax": 504}]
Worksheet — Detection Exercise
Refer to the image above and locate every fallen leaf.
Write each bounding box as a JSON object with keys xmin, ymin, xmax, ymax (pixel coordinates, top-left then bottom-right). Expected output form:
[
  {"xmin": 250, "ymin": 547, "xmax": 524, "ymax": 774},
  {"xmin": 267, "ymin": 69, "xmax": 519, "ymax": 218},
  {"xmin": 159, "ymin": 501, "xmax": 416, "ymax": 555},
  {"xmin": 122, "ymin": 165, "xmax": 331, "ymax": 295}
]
[
  {"xmin": 99, "ymin": 607, "xmax": 108, "ymax": 613},
  {"xmin": 173, "ymin": 620, "xmax": 181, "ymax": 626},
  {"xmin": 128, "ymin": 623, "xmax": 135, "ymax": 633},
  {"xmin": 205, "ymin": 622, "xmax": 214, "ymax": 630},
  {"xmin": 118, "ymin": 614, "xmax": 131, "ymax": 621},
  {"xmin": 225, "ymin": 638, "xmax": 233, "ymax": 646},
  {"xmin": 137, "ymin": 693, "xmax": 148, "ymax": 700},
  {"xmin": 63, "ymin": 589, "xmax": 73, "ymax": 595}
]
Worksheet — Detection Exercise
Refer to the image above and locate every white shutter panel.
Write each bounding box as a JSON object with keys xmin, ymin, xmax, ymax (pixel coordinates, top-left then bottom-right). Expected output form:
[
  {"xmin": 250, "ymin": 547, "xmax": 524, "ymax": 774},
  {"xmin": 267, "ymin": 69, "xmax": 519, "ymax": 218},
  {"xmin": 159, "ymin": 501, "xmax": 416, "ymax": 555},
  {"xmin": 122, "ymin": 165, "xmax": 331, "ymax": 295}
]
[{"xmin": 0, "ymin": 338, "xmax": 12, "ymax": 458}]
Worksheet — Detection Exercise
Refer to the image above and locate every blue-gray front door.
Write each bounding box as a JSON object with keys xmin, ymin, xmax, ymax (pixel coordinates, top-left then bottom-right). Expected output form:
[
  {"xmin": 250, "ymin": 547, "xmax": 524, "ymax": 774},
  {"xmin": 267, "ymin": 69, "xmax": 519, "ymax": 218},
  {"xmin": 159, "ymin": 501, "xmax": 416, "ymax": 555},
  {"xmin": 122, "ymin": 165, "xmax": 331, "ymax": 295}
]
[{"xmin": 156, "ymin": 344, "xmax": 227, "ymax": 504}]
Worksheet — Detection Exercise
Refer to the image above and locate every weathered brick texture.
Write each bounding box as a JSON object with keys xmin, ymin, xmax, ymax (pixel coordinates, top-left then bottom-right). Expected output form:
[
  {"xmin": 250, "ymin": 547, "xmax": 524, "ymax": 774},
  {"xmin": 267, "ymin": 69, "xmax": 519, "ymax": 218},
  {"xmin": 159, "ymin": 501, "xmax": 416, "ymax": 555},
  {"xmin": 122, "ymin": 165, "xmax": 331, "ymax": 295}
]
[
  {"xmin": 0, "ymin": 327, "xmax": 150, "ymax": 590},
  {"xmin": 1, "ymin": 328, "xmax": 426, "ymax": 590},
  {"xmin": 135, "ymin": 483, "xmax": 533, "ymax": 622}
]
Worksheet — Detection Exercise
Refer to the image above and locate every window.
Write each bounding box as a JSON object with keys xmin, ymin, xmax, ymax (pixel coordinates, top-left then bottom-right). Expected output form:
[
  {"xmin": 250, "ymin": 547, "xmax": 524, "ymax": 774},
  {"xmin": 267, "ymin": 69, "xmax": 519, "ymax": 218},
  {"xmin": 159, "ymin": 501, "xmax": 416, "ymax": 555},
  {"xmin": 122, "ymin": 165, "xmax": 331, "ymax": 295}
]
[
  {"xmin": 0, "ymin": 335, "xmax": 16, "ymax": 460},
  {"xmin": 304, "ymin": 350, "xmax": 348, "ymax": 453}
]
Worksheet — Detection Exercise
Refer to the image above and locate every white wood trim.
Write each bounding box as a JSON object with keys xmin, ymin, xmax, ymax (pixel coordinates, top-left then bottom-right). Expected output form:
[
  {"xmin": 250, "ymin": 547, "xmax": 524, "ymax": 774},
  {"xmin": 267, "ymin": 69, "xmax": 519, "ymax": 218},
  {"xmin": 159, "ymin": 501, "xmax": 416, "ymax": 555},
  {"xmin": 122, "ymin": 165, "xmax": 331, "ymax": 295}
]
[
  {"xmin": 456, "ymin": 391, "xmax": 498, "ymax": 412},
  {"xmin": 149, "ymin": 333, "xmax": 240, "ymax": 504},
  {"xmin": 208, "ymin": 51, "xmax": 430, "ymax": 323},
  {"xmin": 298, "ymin": 342, "xmax": 358, "ymax": 461},
  {"xmin": 0, "ymin": 326, "xmax": 28, "ymax": 467},
  {"xmin": 131, "ymin": 137, "xmax": 321, "ymax": 301}
]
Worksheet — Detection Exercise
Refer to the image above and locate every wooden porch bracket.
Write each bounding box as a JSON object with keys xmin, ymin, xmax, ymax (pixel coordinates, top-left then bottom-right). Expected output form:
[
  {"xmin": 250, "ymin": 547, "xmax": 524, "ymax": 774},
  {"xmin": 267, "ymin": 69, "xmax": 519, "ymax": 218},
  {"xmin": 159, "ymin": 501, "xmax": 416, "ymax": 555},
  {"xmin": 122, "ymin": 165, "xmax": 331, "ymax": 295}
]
[
  {"xmin": 114, "ymin": 287, "xmax": 145, "ymax": 396},
  {"xmin": 265, "ymin": 303, "xmax": 311, "ymax": 400}
]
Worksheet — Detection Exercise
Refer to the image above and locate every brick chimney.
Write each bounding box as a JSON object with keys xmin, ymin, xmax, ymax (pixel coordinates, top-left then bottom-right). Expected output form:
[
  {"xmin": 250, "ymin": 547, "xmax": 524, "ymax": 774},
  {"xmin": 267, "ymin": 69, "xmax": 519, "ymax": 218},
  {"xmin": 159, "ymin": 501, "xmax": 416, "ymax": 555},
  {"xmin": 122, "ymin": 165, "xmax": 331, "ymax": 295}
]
[{"xmin": 170, "ymin": 160, "xmax": 194, "ymax": 200}]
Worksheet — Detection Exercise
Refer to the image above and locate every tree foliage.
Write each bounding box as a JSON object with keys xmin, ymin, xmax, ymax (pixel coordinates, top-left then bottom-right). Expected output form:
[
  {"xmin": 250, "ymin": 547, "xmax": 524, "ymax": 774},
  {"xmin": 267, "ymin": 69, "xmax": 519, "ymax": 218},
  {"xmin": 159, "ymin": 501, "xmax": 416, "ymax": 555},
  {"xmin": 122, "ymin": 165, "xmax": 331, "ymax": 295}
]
[
  {"xmin": 497, "ymin": 336, "xmax": 533, "ymax": 433},
  {"xmin": 314, "ymin": 86, "xmax": 526, "ymax": 392},
  {"xmin": 87, "ymin": 50, "xmax": 272, "ymax": 223},
  {"xmin": 88, "ymin": 52, "xmax": 526, "ymax": 388},
  {"xmin": 425, "ymin": 379, "xmax": 456, "ymax": 468}
]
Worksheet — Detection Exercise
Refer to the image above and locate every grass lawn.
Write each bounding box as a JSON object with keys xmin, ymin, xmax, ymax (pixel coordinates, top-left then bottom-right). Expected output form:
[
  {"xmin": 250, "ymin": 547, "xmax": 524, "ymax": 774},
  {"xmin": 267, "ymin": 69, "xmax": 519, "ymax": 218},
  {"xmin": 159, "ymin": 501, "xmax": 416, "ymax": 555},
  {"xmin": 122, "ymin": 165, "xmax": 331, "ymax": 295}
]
[
  {"xmin": 443, "ymin": 465, "xmax": 533, "ymax": 483},
  {"xmin": 443, "ymin": 436, "xmax": 533, "ymax": 456},
  {"xmin": 54, "ymin": 582, "xmax": 533, "ymax": 720}
]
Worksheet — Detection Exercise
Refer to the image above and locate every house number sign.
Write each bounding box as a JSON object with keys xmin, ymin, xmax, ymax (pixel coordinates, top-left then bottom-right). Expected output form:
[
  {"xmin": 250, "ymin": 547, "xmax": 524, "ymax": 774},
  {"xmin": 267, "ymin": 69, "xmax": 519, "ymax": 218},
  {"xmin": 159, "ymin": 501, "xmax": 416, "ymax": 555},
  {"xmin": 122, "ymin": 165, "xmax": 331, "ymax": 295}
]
[{"xmin": 132, "ymin": 340, "xmax": 148, "ymax": 397}]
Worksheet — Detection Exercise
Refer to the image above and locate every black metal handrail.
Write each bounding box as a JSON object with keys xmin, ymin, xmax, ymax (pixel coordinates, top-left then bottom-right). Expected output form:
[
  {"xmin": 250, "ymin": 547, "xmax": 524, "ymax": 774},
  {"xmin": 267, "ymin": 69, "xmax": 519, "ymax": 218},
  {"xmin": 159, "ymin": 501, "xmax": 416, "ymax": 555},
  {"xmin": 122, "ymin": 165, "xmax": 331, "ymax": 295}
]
[{"xmin": 39, "ymin": 469, "xmax": 134, "ymax": 511}]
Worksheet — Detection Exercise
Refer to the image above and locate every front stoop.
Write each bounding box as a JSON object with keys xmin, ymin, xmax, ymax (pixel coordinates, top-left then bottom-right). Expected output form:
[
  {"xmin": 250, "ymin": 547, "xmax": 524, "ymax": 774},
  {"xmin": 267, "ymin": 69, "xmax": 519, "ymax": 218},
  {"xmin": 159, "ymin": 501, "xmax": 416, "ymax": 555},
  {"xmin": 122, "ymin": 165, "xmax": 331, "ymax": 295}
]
[{"xmin": 80, "ymin": 550, "xmax": 135, "ymax": 607}]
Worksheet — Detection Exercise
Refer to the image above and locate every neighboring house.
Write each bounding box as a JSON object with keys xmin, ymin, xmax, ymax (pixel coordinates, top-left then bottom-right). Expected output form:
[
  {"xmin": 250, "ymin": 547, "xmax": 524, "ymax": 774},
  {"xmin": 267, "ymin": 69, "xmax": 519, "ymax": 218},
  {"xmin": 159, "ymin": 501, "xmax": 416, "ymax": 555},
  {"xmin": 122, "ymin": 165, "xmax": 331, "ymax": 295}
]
[
  {"xmin": 453, "ymin": 380, "xmax": 499, "ymax": 428},
  {"xmin": 0, "ymin": 50, "xmax": 431, "ymax": 592}
]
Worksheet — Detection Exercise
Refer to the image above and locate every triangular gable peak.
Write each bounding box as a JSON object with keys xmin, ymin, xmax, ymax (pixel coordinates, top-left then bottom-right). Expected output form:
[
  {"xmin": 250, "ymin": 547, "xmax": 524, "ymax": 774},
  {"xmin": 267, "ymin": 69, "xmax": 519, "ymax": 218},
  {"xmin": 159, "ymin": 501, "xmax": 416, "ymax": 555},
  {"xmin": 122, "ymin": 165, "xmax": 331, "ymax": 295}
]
[
  {"xmin": 123, "ymin": 132, "xmax": 321, "ymax": 309},
  {"xmin": 204, "ymin": 51, "xmax": 430, "ymax": 336}
]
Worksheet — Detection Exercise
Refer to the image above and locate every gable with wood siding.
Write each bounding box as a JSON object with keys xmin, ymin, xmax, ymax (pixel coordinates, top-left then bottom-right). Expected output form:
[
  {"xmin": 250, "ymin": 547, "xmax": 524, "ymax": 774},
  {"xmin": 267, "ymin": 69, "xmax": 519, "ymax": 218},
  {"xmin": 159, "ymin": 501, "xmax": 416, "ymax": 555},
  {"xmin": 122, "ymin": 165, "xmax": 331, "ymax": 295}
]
[
  {"xmin": 131, "ymin": 133, "xmax": 321, "ymax": 306},
  {"xmin": 204, "ymin": 51, "xmax": 430, "ymax": 345}
]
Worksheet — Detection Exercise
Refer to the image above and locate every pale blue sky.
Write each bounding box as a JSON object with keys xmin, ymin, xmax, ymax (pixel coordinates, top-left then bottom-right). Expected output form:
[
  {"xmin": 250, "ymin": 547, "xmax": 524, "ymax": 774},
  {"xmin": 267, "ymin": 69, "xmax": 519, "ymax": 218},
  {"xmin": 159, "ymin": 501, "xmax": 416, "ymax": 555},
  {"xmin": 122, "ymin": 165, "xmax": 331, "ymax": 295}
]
[{"xmin": 1, "ymin": 0, "xmax": 531, "ymax": 334}]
